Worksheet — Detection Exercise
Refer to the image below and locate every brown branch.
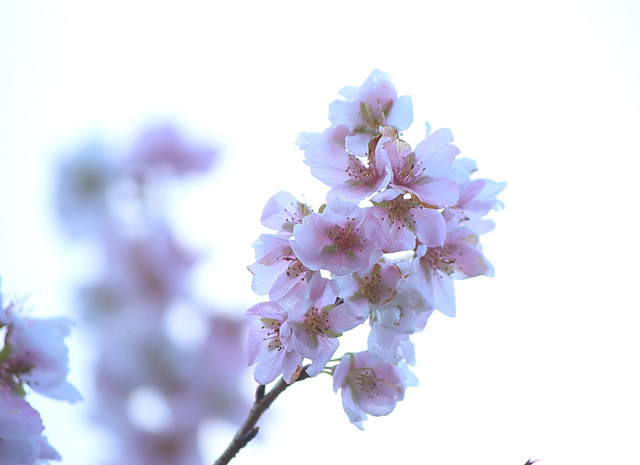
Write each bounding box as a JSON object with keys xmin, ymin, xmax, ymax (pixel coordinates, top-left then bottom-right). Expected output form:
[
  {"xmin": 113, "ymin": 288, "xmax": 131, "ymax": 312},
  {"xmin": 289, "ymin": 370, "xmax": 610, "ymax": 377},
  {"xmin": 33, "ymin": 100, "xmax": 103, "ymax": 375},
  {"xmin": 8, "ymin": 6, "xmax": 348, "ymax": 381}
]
[{"xmin": 213, "ymin": 367, "xmax": 311, "ymax": 465}]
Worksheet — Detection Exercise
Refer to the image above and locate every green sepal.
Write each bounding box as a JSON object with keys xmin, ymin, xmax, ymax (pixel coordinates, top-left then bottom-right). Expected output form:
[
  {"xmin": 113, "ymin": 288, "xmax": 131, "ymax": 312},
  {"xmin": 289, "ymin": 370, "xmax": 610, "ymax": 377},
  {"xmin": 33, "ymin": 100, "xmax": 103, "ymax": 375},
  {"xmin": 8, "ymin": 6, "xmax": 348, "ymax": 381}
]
[
  {"xmin": 322, "ymin": 244, "xmax": 337, "ymax": 253},
  {"xmin": 0, "ymin": 341, "xmax": 12, "ymax": 362}
]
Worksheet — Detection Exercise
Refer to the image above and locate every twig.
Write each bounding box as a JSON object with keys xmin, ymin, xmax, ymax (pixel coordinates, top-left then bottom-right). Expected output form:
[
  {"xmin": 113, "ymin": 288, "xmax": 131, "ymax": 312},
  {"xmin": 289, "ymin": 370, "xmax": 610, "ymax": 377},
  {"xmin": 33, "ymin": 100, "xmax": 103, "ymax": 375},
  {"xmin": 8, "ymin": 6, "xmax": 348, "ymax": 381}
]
[{"xmin": 213, "ymin": 367, "xmax": 311, "ymax": 465}]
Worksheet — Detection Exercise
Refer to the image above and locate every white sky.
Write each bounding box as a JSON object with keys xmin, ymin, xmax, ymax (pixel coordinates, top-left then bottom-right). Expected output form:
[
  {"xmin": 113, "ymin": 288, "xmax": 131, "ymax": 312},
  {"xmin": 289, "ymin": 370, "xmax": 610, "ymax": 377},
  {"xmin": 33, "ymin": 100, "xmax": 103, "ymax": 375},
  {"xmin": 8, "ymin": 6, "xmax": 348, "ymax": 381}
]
[{"xmin": 1, "ymin": 1, "xmax": 639, "ymax": 464}]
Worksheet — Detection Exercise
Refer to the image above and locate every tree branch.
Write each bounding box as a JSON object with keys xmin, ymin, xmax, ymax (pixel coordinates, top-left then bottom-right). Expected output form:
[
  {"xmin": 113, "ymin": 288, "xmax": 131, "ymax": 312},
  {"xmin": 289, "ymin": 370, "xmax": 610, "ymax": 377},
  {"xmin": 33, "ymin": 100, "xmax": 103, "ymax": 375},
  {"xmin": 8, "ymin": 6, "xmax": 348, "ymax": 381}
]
[{"xmin": 213, "ymin": 367, "xmax": 311, "ymax": 465}]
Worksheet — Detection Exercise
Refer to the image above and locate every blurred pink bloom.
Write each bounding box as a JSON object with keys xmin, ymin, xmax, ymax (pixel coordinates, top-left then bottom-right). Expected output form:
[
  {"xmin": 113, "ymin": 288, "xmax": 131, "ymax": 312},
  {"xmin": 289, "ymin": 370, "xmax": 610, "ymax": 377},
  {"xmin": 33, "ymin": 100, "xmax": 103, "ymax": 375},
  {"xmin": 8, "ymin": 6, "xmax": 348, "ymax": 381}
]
[
  {"xmin": 101, "ymin": 223, "xmax": 197, "ymax": 308},
  {"xmin": 4, "ymin": 316, "xmax": 81, "ymax": 403},
  {"xmin": 115, "ymin": 425, "xmax": 202, "ymax": 465},
  {"xmin": 55, "ymin": 141, "xmax": 120, "ymax": 238},
  {"xmin": 128, "ymin": 124, "xmax": 216, "ymax": 175},
  {"xmin": 0, "ymin": 388, "xmax": 61, "ymax": 464}
]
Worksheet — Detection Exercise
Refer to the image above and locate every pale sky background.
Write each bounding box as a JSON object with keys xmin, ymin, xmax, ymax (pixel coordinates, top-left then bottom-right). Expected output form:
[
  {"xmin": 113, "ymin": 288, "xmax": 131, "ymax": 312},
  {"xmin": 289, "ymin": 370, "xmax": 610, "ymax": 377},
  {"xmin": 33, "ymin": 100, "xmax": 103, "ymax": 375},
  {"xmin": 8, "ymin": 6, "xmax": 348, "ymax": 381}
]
[{"xmin": 1, "ymin": 1, "xmax": 639, "ymax": 464}]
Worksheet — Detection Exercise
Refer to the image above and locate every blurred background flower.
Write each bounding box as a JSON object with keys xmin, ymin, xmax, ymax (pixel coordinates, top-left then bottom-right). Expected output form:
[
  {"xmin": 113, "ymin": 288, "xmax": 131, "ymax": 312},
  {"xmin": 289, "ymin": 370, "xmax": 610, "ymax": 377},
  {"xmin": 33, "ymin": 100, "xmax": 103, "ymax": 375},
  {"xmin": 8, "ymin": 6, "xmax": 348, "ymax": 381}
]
[{"xmin": 54, "ymin": 124, "xmax": 251, "ymax": 465}]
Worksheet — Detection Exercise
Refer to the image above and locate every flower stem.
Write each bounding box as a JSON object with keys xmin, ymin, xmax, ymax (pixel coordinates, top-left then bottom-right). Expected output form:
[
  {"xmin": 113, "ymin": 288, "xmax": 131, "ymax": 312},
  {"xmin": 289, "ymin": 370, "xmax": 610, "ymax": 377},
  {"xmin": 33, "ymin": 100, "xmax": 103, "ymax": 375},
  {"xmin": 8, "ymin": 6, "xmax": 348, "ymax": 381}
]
[{"xmin": 213, "ymin": 367, "xmax": 311, "ymax": 465}]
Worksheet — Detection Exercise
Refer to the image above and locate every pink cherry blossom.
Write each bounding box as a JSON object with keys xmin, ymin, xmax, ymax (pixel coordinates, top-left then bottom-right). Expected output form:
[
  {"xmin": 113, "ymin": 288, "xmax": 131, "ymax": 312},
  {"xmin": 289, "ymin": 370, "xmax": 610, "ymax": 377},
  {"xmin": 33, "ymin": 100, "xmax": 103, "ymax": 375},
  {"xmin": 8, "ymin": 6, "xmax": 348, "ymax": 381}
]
[
  {"xmin": 260, "ymin": 191, "xmax": 313, "ymax": 237},
  {"xmin": 367, "ymin": 190, "xmax": 447, "ymax": 253},
  {"xmin": 366, "ymin": 331, "xmax": 416, "ymax": 366},
  {"xmin": 242, "ymin": 69, "xmax": 506, "ymax": 432},
  {"xmin": 282, "ymin": 276, "xmax": 363, "ymax": 377},
  {"xmin": 367, "ymin": 288, "xmax": 434, "ymax": 359},
  {"xmin": 332, "ymin": 351, "xmax": 415, "ymax": 429},
  {"xmin": 298, "ymin": 128, "xmax": 392, "ymax": 203},
  {"xmin": 383, "ymin": 127, "xmax": 460, "ymax": 207},
  {"xmin": 245, "ymin": 301, "xmax": 303, "ymax": 385},
  {"xmin": 330, "ymin": 262, "xmax": 403, "ymax": 318},
  {"xmin": 413, "ymin": 221, "xmax": 494, "ymax": 317},
  {"xmin": 291, "ymin": 198, "xmax": 382, "ymax": 276},
  {"xmin": 247, "ymin": 233, "xmax": 316, "ymax": 308},
  {"xmin": 447, "ymin": 161, "xmax": 507, "ymax": 234},
  {"xmin": 328, "ymin": 69, "xmax": 413, "ymax": 155}
]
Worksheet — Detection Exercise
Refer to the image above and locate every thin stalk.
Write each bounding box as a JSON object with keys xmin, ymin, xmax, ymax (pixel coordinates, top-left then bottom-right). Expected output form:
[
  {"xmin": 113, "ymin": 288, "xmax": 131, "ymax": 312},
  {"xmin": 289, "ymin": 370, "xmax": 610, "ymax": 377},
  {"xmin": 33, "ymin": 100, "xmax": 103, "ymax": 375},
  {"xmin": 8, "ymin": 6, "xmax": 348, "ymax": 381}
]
[{"xmin": 213, "ymin": 367, "xmax": 311, "ymax": 465}]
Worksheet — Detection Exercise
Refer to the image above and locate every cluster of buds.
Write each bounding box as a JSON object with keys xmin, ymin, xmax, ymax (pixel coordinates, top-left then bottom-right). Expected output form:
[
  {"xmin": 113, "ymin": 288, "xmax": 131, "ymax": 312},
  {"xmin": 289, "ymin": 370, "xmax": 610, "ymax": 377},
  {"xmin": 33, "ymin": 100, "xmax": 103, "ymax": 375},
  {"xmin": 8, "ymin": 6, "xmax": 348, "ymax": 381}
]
[
  {"xmin": 0, "ymin": 281, "xmax": 81, "ymax": 463},
  {"xmin": 55, "ymin": 124, "xmax": 249, "ymax": 465},
  {"xmin": 246, "ymin": 70, "xmax": 505, "ymax": 429}
]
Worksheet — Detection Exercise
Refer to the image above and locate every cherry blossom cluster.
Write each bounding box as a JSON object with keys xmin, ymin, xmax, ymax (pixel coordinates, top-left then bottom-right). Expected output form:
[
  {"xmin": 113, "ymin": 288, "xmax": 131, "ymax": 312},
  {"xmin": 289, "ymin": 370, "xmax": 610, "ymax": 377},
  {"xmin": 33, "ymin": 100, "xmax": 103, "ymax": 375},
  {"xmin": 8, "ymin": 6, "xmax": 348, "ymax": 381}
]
[
  {"xmin": 246, "ymin": 70, "xmax": 506, "ymax": 429},
  {"xmin": 55, "ymin": 124, "xmax": 249, "ymax": 465},
  {"xmin": 0, "ymin": 279, "xmax": 81, "ymax": 464}
]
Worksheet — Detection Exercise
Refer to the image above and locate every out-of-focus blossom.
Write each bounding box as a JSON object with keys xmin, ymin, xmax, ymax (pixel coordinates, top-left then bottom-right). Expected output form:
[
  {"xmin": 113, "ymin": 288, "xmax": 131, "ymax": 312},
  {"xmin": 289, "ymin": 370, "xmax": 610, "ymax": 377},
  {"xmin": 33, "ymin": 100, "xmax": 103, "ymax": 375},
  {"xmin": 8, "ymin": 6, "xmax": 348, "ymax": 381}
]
[
  {"xmin": 55, "ymin": 124, "xmax": 250, "ymax": 465},
  {"xmin": 1, "ymin": 280, "xmax": 76, "ymax": 464},
  {"xmin": 1, "ymin": 284, "xmax": 81, "ymax": 403},
  {"xmin": 128, "ymin": 124, "xmax": 216, "ymax": 175},
  {"xmin": 116, "ymin": 425, "xmax": 202, "ymax": 465},
  {"xmin": 100, "ymin": 223, "xmax": 198, "ymax": 308},
  {"xmin": 0, "ymin": 388, "xmax": 61, "ymax": 465},
  {"xmin": 4, "ymin": 316, "xmax": 81, "ymax": 403},
  {"xmin": 55, "ymin": 141, "xmax": 120, "ymax": 238}
]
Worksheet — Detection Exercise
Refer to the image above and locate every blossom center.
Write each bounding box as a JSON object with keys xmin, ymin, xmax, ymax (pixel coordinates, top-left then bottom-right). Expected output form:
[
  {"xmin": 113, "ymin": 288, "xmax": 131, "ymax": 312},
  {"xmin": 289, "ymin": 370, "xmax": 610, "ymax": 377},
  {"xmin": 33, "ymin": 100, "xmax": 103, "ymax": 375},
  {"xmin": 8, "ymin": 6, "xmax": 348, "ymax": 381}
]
[
  {"xmin": 325, "ymin": 221, "xmax": 364, "ymax": 254},
  {"xmin": 283, "ymin": 202, "xmax": 311, "ymax": 229},
  {"xmin": 357, "ymin": 273, "xmax": 383, "ymax": 303},
  {"xmin": 424, "ymin": 244, "xmax": 460, "ymax": 276},
  {"xmin": 351, "ymin": 368, "xmax": 383, "ymax": 398},
  {"xmin": 359, "ymin": 101, "xmax": 389, "ymax": 131},
  {"xmin": 394, "ymin": 152, "xmax": 425, "ymax": 185},
  {"xmin": 260, "ymin": 318, "xmax": 284, "ymax": 351},
  {"xmin": 301, "ymin": 307, "xmax": 330, "ymax": 336},
  {"xmin": 284, "ymin": 258, "xmax": 309, "ymax": 282},
  {"xmin": 345, "ymin": 153, "xmax": 378, "ymax": 185}
]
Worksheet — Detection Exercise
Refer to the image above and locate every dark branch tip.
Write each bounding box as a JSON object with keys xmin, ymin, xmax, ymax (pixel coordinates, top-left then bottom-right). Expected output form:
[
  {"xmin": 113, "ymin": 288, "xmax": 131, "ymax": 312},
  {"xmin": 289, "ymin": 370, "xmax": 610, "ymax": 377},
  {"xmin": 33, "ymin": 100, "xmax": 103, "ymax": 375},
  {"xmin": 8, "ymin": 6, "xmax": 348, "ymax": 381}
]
[{"xmin": 255, "ymin": 384, "xmax": 266, "ymax": 401}]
